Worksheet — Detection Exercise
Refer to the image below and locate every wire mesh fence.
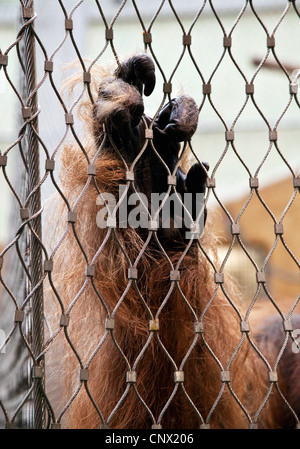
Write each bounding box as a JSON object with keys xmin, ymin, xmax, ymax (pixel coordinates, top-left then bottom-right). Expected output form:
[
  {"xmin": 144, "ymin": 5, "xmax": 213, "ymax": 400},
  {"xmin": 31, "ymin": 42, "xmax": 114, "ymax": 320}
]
[{"xmin": 0, "ymin": 0, "xmax": 299, "ymax": 429}]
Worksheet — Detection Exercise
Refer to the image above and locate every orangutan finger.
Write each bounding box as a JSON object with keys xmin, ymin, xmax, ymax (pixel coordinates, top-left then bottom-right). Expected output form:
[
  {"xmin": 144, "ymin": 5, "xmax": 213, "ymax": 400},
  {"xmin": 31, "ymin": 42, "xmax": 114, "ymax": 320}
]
[
  {"xmin": 109, "ymin": 107, "xmax": 132, "ymax": 145},
  {"xmin": 115, "ymin": 53, "xmax": 156, "ymax": 97},
  {"xmin": 185, "ymin": 162, "xmax": 209, "ymax": 194},
  {"xmin": 132, "ymin": 54, "xmax": 156, "ymax": 96},
  {"xmin": 164, "ymin": 95, "xmax": 199, "ymax": 142}
]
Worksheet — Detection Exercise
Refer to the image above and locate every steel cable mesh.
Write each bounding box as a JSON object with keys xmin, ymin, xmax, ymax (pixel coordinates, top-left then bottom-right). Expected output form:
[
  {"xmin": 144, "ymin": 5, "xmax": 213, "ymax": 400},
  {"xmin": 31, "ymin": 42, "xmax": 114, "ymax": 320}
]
[{"xmin": 0, "ymin": 0, "xmax": 299, "ymax": 429}]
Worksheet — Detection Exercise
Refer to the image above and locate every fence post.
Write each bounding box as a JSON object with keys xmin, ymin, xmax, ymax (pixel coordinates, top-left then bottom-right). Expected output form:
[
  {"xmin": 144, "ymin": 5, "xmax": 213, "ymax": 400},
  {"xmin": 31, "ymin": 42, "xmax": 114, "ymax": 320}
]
[{"xmin": 22, "ymin": 0, "xmax": 45, "ymax": 429}]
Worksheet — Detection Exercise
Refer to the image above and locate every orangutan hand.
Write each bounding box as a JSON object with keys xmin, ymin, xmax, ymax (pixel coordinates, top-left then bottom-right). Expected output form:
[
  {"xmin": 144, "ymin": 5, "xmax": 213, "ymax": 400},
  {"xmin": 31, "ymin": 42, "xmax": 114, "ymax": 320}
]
[{"xmin": 94, "ymin": 54, "xmax": 209, "ymax": 240}]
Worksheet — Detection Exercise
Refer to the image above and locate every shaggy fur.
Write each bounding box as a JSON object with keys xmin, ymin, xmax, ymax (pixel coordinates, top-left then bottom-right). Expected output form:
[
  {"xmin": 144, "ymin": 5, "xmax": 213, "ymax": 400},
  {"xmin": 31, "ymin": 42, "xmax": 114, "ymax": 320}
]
[{"xmin": 45, "ymin": 54, "xmax": 300, "ymax": 429}]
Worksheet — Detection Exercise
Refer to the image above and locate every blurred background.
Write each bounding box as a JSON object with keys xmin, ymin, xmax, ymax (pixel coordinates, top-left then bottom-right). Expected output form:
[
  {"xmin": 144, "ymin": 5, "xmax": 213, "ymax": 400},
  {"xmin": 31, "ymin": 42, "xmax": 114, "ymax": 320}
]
[{"xmin": 0, "ymin": 0, "xmax": 299, "ymax": 426}]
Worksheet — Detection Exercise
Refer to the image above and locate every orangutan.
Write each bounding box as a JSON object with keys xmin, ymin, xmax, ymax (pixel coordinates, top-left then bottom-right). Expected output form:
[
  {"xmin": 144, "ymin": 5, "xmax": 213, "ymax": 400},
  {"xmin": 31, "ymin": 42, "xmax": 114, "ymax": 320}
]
[{"xmin": 45, "ymin": 53, "xmax": 300, "ymax": 429}]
